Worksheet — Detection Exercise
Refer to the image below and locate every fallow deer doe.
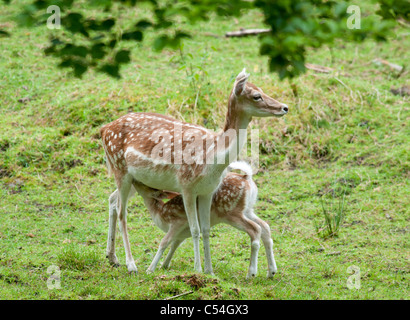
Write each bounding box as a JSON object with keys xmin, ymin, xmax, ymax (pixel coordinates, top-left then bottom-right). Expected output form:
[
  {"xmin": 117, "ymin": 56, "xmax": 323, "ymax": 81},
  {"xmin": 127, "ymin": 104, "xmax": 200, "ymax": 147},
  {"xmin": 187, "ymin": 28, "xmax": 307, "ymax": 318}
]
[
  {"xmin": 112, "ymin": 161, "xmax": 277, "ymax": 278},
  {"xmin": 101, "ymin": 68, "xmax": 288, "ymax": 274}
]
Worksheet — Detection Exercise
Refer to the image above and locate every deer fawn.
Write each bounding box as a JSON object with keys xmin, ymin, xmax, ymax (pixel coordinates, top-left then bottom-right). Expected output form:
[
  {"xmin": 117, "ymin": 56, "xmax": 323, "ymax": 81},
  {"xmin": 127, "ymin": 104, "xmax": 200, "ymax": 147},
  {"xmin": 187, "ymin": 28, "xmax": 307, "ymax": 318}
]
[
  {"xmin": 112, "ymin": 161, "xmax": 277, "ymax": 278},
  {"xmin": 101, "ymin": 68, "xmax": 288, "ymax": 274}
]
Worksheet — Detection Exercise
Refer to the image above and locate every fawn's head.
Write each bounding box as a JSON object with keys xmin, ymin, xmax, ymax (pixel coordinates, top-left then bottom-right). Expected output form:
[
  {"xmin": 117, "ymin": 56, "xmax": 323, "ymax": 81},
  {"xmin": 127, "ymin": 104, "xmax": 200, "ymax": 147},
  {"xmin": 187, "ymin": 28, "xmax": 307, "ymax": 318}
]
[
  {"xmin": 132, "ymin": 181, "xmax": 169, "ymax": 201},
  {"xmin": 232, "ymin": 68, "xmax": 288, "ymax": 117}
]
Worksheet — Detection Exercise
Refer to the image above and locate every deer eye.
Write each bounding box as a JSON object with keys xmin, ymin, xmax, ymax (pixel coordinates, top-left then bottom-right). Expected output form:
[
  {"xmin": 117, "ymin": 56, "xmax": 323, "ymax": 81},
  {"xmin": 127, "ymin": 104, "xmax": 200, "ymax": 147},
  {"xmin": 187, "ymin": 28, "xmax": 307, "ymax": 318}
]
[{"xmin": 253, "ymin": 95, "xmax": 262, "ymax": 101}]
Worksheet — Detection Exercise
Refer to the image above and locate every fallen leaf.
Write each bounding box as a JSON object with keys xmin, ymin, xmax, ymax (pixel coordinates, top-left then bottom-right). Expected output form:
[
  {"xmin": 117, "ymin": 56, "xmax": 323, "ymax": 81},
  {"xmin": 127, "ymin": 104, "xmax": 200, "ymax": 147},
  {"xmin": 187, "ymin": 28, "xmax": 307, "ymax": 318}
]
[
  {"xmin": 305, "ymin": 63, "xmax": 333, "ymax": 73},
  {"xmin": 232, "ymin": 288, "xmax": 240, "ymax": 295},
  {"xmin": 373, "ymin": 58, "xmax": 403, "ymax": 72},
  {"xmin": 18, "ymin": 97, "xmax": 31, "ymax": 103},
  {"xmin": 390, "ymin": 85, "xmax": 410, "ymax": 96},
  {"xmin": 185, "ymin": 274, "xmax": 206, "ymax": 290},
  {"xmin": 326, "ymin": 251, "xmax": 341, "ymax": 256}
]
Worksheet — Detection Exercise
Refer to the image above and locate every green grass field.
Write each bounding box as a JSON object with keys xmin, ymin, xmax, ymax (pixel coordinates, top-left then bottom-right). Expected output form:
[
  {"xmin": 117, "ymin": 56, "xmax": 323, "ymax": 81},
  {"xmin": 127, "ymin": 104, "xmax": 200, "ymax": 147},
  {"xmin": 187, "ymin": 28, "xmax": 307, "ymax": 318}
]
[{"xmin": 0, "ymin": 1, "xmax": 409, "ymax": 300}]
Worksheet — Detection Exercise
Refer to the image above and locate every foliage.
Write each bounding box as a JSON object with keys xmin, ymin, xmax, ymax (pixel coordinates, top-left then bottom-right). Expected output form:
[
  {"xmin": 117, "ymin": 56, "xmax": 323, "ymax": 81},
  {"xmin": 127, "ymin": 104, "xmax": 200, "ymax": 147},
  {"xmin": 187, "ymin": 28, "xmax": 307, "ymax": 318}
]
[
  {"xmin": 315, "ymin": 187, "xmax": 347, "ymax": 239},
  {"xmin": 1, "ymin": 0, "xmax": 408, "ymax": 79},
  {"xmin": 254, "ymin": 0, "xmax": 397, "ymax": 78},
  {"xmin": 173, "ymin": 44, "xmax": 212, "ymax": 90}
]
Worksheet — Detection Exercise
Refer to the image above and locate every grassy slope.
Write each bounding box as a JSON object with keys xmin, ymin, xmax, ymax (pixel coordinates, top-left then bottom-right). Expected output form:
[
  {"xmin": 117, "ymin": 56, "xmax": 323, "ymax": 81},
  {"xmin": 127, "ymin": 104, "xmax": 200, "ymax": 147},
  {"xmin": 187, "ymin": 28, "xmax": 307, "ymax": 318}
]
[{"xmin": 0, "ymin": 1, "xmax": 409, "ymax": 299}]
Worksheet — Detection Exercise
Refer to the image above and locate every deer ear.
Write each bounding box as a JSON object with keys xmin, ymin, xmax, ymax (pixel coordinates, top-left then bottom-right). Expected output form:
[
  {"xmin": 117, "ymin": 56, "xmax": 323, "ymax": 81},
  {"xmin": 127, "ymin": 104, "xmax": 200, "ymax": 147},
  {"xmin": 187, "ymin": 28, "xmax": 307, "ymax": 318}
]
[
  {"xmin": 165, "ymin": 191, "xmax": 180, "ymax": 200},
  {"xmin": 152, "ymin": 190, "xmax": 168, "ymax": 200},
  {"xmin": 157, "ymin": 190, "xmax": 180, "ymax": 200},
  {"xmin": 234, "ymin": 68, "xmax": 250, "ymax": 96}
]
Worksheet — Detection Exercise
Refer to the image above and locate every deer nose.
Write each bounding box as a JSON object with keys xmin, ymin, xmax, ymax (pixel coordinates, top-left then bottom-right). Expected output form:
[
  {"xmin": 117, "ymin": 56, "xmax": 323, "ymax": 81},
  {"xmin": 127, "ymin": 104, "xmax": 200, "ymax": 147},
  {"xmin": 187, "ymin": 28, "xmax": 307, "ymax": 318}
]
[{"xmin": 282, "ymin": 104, "xmax": 289, "ymax": 113}]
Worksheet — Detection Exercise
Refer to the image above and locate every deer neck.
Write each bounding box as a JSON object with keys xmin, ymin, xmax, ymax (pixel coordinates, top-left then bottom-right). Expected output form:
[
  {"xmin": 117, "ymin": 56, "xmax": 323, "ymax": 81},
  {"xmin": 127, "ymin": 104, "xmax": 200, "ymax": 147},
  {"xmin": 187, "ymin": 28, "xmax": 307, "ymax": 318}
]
[
  {"xmin": 223, "ymin": 93, "xmax": 251, "ymax": 132},
  {"xmin": 142, "ymin": 197, "xmax": 164, "ymax": 219},
  {"xmin": 141, "ymin": 197, "xmax": 171, "ymax": 232},
  {"xmin": 215, "ymin": 93, "xmax": 251, "ymax": 169}
]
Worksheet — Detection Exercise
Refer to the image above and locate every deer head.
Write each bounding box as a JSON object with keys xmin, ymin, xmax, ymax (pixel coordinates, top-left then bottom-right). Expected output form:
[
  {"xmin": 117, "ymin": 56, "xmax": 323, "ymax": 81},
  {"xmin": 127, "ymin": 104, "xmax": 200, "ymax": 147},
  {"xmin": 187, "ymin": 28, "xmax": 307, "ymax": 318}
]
[
  {"xmin": 232, "ymin": 68, "xmax": 288, "ymax": 118},
  {"xmin": 132, "ymin": 181, "xmax": 169, "ymax": 201}
]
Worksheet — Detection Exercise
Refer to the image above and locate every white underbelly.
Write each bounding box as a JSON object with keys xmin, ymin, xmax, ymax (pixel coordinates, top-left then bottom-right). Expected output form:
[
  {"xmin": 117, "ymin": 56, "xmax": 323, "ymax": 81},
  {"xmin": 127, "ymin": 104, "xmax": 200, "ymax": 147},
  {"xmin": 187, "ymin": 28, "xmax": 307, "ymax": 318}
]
[{"xmin": 128, "ymin": 165, "xmax": 182, "ymax": 192}]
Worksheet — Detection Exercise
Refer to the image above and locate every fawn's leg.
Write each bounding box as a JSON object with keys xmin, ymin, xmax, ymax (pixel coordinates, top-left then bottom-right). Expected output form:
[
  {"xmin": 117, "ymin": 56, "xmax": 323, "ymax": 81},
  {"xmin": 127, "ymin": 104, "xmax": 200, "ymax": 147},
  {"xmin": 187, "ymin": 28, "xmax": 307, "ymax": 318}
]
[
  {"xmin": 227, "ymin": 215, "xmax": 261, "ymax": 279},
  {"xmin": 147, "ymin": 222, "xmax": 186, "ymax": 273},
  {"xmin": 147, "ymin": 233, "xmax": 173, "ymax": 273},
  {"xmin": 161, "ymin": 238, "xmax": 185, "ymax": 269},
  {"xmin": 251, "ymin": 213, "xmax": 277, "ymax": 277}
]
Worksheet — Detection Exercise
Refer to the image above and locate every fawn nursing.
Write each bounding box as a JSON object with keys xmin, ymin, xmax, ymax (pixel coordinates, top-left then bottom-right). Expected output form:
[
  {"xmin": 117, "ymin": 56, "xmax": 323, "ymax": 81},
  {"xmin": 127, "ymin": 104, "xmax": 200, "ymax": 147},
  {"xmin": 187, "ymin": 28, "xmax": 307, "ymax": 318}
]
[
  {"xmin": 101, "ymin": 68, "xmax": 288, "ymax": 274},
  {"xmin": 111, "ymin": 161, "xmax": 277, "ymax": 278}
]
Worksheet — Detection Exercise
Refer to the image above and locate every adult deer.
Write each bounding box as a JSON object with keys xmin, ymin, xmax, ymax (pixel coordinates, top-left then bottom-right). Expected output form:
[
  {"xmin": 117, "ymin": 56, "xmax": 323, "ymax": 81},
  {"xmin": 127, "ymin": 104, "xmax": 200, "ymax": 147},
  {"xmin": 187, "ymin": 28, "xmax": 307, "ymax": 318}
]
[{"xmin": 101, "ymin": 68, "xmax": 288, "ymax": 274}]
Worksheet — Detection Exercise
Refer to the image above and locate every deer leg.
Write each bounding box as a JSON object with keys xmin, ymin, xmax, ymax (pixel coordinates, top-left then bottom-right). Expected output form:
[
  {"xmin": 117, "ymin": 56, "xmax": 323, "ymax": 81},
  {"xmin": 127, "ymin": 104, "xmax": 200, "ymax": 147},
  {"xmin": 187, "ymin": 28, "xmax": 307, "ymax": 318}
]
[
  {"xmin": 251, "ymin": 213, "xmax": 277, "ymax": 277},
  {"xmin": 161, "ymin": 238, "xmax": 185, "ymax": 269},
  {"xmin": 162, "ymin": 226, "xmax": 190, "ymax": 269},
  {"xmin": 146, "ymin": 234, "xmax": 172, "ymax": 274},
  {"xmin": 147, "ymin": 221, "xmax": 186, "ymax": 273},
  {"xmin": 182, "ymin": 191, "xmax": 202, "ymax": 273},
  {"xmin": 117, "ymin": 176, "xmax": 138, "ymax": 273},
  {"xmin": 198, "ymin": 193, "xmax": 214, "ymax": 275},
  {"xmin": 106, "ymin": 190, "xmax": 120, "ymax": 266},
  {"xmin": 227, "ymin": 216, "xmax": 261, "ymax": 279}
]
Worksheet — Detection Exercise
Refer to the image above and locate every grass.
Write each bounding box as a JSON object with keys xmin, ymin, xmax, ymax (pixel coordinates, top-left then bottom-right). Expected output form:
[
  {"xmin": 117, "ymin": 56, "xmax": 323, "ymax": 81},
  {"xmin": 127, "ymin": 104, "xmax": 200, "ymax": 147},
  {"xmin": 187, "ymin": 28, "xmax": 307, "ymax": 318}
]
[
  {"xmin": 0, "ymin": 1, "xmax": 409, "ymax": 300},
  {"xmin": 315, "ymin": 180, "xmax": 347, "ymax": 239}
]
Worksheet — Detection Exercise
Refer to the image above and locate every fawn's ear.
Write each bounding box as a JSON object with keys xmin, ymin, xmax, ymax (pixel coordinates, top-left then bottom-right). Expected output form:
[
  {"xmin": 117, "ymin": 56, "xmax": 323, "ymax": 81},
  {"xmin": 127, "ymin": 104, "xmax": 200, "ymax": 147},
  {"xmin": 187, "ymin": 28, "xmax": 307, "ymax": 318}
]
[
  {"xmin": 164, "ymin": 191, "xmax": 180, "ymax": 200},
  {"xmin": 151, "ymin": 190, "xmax": 168, "ymax": 200},
  {"xmin": 234, "ymin": 68, "xmax": 250, "ymax": 96}
]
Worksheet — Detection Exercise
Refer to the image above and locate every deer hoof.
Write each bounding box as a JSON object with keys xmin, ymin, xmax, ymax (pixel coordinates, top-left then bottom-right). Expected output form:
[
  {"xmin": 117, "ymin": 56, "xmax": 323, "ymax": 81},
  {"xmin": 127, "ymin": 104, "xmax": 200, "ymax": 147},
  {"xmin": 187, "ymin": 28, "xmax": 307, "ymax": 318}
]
[
  {"xmin": 126, "ymin": 261, "xmax": 138, "ymax": 274},
  {"xmin": 267, "ymin": 271, "xmax": 276, "ymax": 278},
  {"xmin": 107, "ymin": 254, "xmax": 120, "ymax": 267}
]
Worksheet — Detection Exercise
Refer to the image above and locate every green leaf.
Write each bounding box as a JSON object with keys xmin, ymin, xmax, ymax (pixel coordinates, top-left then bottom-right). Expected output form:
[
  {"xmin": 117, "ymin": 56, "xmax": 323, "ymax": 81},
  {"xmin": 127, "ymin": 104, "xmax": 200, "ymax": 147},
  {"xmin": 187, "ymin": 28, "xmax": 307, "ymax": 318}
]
[
  {"xmin": 60, "ymin": 44, "xmax": 88, "ymax": 58},
  {"xmin": 63, "ymin": 13, "xmax": 89, "ymax": 37},
  {"xmin": 58, "ymin": 58, "xmax": 73, "ymax": 68},
  {"xmin": 122, "ymin": 30, "xmax": 143, "ymax": 41},
  {"xmin": 44, "ymin": 45, "xmax": 56, "ymax": 55},
  {"xmin": 114, "ymin": 49, "xmax": 130, "ymax": 64},
  {"xmin": 101, "ymin": 18, "xmax": 115, "ymax": 30},
  {"xmin": 152, "ymin": 35, "xmax": 168, "ymax": 51},
  {"xmin": 73, "ymin": 62, "xmax": 88, "ymax": 78},
  {"xmin": 108, "ymin": 39, "xmax": 117, "ymax": 48},
  {"xmin": 100, "ymin": 63, "xmax": 120, "ymax": 78},
  {"xmin": 90, "ymin": 43, "xmax": 106, "ymax": 59},
  {"xmin": 15, "ymin": 10, "xmax": 36, "ymax": 27},
  {"xmin": 135, "ymin": 20, "xmax": 152, "ymax": 29},
  {"xmin": 0, "ymin": 29, "xmax": 10, "ymax": 37}
]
